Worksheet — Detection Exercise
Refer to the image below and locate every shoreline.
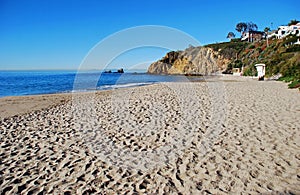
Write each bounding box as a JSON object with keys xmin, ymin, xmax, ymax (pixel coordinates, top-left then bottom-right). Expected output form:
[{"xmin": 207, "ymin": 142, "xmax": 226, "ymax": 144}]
[
  {"xmin": 0, "ymin": 75, "xmax": 294, "ymax": 119},
  {"xmin": 0, "ymin": 83, "xmax": 162, "ymax": 119}
]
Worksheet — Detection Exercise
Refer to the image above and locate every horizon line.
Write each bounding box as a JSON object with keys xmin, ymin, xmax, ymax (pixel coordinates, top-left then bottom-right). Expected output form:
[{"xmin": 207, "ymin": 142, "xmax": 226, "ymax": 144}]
[{"xmin": 0, "ymin": 68, "xmax": 148, "ymax": 71}]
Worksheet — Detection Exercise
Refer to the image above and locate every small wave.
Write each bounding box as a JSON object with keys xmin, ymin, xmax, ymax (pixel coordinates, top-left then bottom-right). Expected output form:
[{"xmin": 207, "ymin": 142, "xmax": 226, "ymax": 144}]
[
  {"xmin": 97, "ymin": 82, "xmax": 154, "ymax": 90},
  {"xmin": 70, "ymin": 89, "xmax": 96, "ymax": 93}
]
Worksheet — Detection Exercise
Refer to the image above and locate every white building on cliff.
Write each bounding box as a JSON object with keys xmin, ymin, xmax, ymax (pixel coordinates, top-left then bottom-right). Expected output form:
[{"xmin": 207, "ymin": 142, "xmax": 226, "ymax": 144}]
[{"xmin": 268, "ymin": 23, "xmax": 300, "ymax": 39}]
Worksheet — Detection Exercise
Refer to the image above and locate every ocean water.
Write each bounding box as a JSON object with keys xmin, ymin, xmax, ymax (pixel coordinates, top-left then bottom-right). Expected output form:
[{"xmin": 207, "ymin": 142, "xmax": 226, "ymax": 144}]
[{"xmin": 0, "ymin": 71, "xmax": 202, "ymax": 97}]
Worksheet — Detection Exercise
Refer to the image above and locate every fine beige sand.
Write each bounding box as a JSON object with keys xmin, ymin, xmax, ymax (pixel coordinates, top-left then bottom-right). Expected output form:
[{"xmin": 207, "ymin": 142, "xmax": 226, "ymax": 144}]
[
  {"xmin": 0, "ymin": 93, "xmax": 71, "ymax": 119},
  {"xmin": 0, "ymin": 76, "xmax": 299, "ymax": 194}
]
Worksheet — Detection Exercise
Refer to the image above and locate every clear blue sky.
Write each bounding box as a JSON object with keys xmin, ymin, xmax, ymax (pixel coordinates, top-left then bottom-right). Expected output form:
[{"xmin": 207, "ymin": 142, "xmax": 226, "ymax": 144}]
[{"xmin": 0, "ymin": 0, "xmax": 299, "ymax": 70}]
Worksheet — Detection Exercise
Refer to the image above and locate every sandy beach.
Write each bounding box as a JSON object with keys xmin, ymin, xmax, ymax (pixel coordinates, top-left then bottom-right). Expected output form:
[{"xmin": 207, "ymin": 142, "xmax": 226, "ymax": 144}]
[{"xmin": 0, "ymin": 76, "xmax": 299, "ymax": 194}]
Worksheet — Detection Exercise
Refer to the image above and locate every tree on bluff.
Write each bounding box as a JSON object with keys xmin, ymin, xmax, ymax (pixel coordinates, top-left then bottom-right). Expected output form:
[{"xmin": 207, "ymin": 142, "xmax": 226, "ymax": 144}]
[
  {"xmin": 235, "ymin": 22, "xmax": 258, "ymax": 33},
  {"xmin": 235, "ymin": 22, "xmax": 248, "ymax": 33},
  {"xmin": 288, "ymin": 19, "xmax": 299, "ymax": 26},
  {"xmin": 246, "ymin": 22, "xmax": 258, "ymax": 31},
  {"xmin": 227, "ymin": 32, "xmax": 236, "ymax": 40}
]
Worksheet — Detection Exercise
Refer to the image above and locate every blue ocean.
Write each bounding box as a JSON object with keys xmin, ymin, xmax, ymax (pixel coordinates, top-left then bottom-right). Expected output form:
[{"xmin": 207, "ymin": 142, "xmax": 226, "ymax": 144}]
[{"xmin": 0, "ymin": 70, "xmax": 202, "ymax": 98}]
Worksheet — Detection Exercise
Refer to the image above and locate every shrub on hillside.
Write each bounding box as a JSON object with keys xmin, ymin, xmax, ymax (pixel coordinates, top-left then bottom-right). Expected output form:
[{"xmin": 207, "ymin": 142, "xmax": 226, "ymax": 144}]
[
  {"xmin": 243, "ymin": 65, "xmax": 257, "ymax": 76},
  {"xmin": 286, "ymin": 45, "xmax": 300, "ymax": 53}
]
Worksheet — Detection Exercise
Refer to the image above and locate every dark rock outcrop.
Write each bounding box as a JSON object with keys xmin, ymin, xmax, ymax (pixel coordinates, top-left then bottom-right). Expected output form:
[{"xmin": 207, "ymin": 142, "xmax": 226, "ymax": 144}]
[{"xmin": 117, "ymin": 68, "xmax": 124, "ymax": 73}]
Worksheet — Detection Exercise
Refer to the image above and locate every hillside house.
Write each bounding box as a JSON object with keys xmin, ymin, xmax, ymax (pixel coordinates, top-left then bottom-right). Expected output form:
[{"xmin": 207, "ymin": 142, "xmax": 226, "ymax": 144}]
[
  {"xmin": 241, "ymin": 31, "xmax": 265, "ymax": 42},
  {"xmin": 268, "ymin": 23, "xmax": 300, "ymax": 39}
]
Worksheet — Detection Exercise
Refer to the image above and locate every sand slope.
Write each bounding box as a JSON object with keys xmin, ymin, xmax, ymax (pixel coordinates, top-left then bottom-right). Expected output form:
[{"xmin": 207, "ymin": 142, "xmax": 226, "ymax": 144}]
[{"xmin": 0, "ymin": 77, "xmax": 299, "ymax": 194}]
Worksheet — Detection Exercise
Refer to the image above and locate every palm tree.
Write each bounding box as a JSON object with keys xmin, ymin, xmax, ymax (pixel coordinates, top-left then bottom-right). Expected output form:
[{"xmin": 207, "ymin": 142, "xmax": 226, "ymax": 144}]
[{"xmin": 264, "ymin": 27, "xmax": 270, "ymax": 47}]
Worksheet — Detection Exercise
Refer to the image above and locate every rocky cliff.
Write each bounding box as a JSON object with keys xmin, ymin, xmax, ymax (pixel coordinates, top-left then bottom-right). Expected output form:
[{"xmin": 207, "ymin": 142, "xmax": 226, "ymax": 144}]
[{"xmin": 147, "ymin": 46, "xmax": 230, "ymax": 75}]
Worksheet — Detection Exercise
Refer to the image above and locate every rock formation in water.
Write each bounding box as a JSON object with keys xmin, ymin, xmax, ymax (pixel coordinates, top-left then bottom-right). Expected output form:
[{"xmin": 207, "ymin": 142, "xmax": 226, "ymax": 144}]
[{"xmin": 147, "ymin": 46, "xmax": 230, "ymax": 75}]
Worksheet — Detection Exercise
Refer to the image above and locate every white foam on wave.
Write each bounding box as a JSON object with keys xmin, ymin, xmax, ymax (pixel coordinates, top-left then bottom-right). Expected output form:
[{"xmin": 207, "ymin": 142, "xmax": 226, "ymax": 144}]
[{"xmin": 97, "ymin": 82, "xmax": 154, "ymax": 90}]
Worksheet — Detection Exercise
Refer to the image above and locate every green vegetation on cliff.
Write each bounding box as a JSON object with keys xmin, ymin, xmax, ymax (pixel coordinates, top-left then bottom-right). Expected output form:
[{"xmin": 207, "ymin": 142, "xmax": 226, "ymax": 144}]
[
  {"xmin": 205, "ymin": 39, "xmax": 249, "ymax": 59},
  {"xmin": 205, "ymin": 36, "xmax": 300, "ymax": 89}
]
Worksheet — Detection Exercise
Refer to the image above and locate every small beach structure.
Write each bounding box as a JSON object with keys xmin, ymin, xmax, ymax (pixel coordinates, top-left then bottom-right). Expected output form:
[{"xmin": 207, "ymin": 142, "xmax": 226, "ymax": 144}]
[
  {"xmin": 255, "ymin": 64, "xmax": 266, "ymax": 81},
  {"xmin": 232, "ymin": 68, "xmax": 241, "ymax": 76}
]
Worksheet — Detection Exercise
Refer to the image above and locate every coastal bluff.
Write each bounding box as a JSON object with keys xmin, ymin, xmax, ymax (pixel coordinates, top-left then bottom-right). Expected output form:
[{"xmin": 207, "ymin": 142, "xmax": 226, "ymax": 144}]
[{"xmin": 147, "ymin": 46, "xmax": 230, "ymax": 75}]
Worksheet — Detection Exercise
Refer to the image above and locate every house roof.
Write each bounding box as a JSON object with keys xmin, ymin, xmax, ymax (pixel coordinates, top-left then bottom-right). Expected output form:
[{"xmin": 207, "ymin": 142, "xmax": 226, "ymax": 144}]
[{"xmin": 247, "ymin": 30, "xmax": 265, "ymax": 34}]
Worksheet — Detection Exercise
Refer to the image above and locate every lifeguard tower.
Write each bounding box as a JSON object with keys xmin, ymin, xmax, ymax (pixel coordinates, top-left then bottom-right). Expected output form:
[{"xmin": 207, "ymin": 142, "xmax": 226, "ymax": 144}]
[{"xmin": 255, "ymin": 64, "xmax": 265, "ymax": 81}]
